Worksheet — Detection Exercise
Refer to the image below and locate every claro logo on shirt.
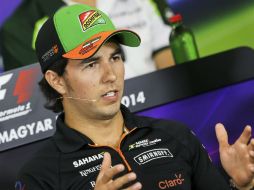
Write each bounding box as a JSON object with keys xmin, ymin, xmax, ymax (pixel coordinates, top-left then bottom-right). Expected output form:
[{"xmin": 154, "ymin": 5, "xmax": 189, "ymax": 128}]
[
  {"xmin": 158, "ymin": 174, "xmax": 185, "ymax": 189},
  {"xmin": 134, "ymin": 148, "xmax": 173, "ymax": 165}
]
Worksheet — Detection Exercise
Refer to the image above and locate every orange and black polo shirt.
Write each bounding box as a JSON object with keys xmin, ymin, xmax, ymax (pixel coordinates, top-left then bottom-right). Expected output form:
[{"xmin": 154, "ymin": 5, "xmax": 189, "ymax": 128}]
[{"xmin": 16, "ymin": 105, "xmax": 230, "ymax": 190}]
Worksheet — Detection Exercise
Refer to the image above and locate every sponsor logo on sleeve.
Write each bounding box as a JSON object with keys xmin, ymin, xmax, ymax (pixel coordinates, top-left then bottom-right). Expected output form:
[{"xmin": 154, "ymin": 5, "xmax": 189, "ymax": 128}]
[
  {"xmin": 79, "ymin": 10, "xmax": 106, "ymax": 32},
  {"xmin": 134, "ymin": 148, "xmax": 173, "ymax": 165}
]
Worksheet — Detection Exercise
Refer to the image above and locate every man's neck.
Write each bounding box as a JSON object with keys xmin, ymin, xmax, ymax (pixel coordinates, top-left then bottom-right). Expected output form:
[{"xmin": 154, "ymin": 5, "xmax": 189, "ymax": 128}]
[{"xmin": 64, "ymin": 110, "xmax": 125, "ymax": 148}]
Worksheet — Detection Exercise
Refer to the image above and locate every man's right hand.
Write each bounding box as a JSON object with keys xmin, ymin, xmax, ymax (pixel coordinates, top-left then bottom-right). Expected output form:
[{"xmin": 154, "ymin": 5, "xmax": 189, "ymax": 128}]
[{"xmin": 94, "ymin": 152, "xmax": 142, "ymax": 190}]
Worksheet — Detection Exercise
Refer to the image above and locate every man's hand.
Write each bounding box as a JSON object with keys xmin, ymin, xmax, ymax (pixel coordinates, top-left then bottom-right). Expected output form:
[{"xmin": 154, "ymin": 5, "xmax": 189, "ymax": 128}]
[
  {"xmin": 95, "ymin": 152, "xmax": 142, "ymax": 190},
  {"xmin": 215, "ymin": 123, "xmax": 254, "ymax": 189}
]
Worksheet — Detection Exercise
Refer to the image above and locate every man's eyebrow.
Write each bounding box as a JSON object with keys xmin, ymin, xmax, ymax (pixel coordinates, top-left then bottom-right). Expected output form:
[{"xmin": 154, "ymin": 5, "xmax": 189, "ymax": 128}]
[
  {"xmin": 111, "ymin": 47, "xmax": 122, "ymax": 56},
  {"xmin": 80, "ymin": 56, "xmax": 100, "ymax": 64},
  {"xmin": 80, "ymin": 47, "xmax": 122, "ymax": 64}
]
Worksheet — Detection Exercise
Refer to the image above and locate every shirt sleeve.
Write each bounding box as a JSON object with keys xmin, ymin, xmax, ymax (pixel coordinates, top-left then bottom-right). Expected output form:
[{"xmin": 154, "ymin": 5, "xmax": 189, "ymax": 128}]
[
  {"xmin": 15, "ymin": 173, "xmax": 48, "ymax": 190},
  {"xmin": 15, "ymin": 154, "xmax": 58, "ymax": 190},
  {"xmin": 187, "ymin": 130, "xmax": 231, "ymax": 190}
]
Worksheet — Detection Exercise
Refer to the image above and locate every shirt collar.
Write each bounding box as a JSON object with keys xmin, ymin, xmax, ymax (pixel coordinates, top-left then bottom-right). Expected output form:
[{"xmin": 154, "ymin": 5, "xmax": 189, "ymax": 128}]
[
  {"xmin": 53, "ymin": 105, "xmax": 138, "ymax": 153},
  {"xmin": 53, "ymin": 114, "xmax": 93, "ymax": 153}
]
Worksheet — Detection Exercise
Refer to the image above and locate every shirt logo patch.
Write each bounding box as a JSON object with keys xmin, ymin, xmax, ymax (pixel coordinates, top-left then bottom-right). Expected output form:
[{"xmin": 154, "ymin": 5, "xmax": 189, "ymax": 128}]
[
  {"xmin": 158, "ymin": 174, "xmax": 185, "ymax": 189},
  {"xmin": 79, "ymin": 164, "xmax": 101, "ymax": 177},
  {"xmin": 128, "ymin": 138, "xmax": 161, "ymax": 150},
  {"xmin": 73, "ymin": 152, "xmax": 104, "ymax": 168},
  {"xmin": 79, "ymin": 10, "xmax": 106, "ymax": 32},
  {"xmin": 134, "ymin": 148, "xmax": 173, "ymax": 165}
]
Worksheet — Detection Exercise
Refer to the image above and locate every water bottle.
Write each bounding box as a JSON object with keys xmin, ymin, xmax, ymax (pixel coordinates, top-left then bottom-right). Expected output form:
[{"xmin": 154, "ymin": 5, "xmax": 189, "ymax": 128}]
[{"xmin": 169, "ymin": 14, "xmax": 199, "ymax": 64}]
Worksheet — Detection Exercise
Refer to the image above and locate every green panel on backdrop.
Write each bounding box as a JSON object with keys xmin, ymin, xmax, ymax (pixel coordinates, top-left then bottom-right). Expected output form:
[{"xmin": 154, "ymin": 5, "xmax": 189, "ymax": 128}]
[{"xmin": 193, "ymin": 3, "xmax": 254, "ymax": 57}]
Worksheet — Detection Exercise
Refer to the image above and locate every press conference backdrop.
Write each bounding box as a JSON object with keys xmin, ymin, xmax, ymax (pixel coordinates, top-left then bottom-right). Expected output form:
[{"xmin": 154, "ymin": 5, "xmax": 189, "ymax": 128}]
[
  {"xmin": 1, "ymin": 0, "xmax": 254, "ymax": 189},
  {"xmin": 1, "ymin": 47, "xmax": 254, "ymax": 189}
]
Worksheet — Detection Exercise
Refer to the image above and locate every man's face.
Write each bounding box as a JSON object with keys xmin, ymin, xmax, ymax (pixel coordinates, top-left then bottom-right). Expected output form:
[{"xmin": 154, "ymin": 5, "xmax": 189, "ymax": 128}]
[{"xmin": 62, "ymin": 41, "xmax": 125, "ymax": 120}]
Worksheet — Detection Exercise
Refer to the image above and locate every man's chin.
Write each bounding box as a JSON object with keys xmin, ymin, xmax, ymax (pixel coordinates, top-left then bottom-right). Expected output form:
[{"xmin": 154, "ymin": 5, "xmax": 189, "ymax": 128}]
[{"xmin": 99, "ymin": 103, "xmax": 121, "ymax": 120}]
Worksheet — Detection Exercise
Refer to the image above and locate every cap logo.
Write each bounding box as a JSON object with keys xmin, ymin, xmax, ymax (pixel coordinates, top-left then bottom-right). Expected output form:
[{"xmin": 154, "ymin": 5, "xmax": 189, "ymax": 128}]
[
  {"xmin": 41, "ymin": 45, "xmax": 59, "ymax": 62},
  {"xmin": 79, "ymin": 36, "xmax": 101, "ymax": 55},
  {"xmin": 79, "ymin": 10, "xmax": 106, "ymax": 32}
]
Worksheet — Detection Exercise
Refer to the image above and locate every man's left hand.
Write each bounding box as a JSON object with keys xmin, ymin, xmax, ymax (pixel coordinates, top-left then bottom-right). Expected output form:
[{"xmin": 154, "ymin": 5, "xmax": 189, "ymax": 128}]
[{"xmin": 215, "ymin": 123, "xmax": 254, "ymax": 189}]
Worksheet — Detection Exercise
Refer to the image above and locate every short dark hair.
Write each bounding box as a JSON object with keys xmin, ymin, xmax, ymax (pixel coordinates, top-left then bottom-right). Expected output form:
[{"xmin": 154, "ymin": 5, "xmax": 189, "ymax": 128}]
[
  {"xmin": 38, "ymin": 58, "xmax": 68, "ymax": 113},
  {"xmin": 38, "ymin": 40, "xmax": 125, "ymax": 113}
]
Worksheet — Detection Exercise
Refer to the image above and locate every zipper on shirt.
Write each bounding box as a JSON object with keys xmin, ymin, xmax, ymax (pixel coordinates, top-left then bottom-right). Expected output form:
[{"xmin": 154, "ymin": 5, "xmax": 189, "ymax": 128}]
[{"xmin": 89, "ymin": 127, "xmax": 137, "ymax": 172}]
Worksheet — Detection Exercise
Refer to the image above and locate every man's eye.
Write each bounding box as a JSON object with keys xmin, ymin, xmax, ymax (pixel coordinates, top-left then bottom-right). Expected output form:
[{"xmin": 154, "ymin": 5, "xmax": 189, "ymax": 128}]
[
  {"xmin": 85, "ymin": 62, "xmax": 96, "ymax": 69},
  {"xmin": 112, "ymin": 55, "xmax": 121, "ymax": 61}
]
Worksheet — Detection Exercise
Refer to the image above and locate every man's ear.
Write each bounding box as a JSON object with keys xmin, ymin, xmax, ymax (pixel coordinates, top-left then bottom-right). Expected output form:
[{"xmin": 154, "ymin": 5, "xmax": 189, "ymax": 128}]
[{"xmin": 44, "ymin": 70, "xmax": 66, "ymax": 95}]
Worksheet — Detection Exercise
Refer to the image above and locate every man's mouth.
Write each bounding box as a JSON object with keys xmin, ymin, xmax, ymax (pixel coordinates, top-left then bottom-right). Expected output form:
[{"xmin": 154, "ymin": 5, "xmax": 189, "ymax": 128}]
[{"xmin": 102, "ymin": 90, "xmax": 118, "ymax": 97}]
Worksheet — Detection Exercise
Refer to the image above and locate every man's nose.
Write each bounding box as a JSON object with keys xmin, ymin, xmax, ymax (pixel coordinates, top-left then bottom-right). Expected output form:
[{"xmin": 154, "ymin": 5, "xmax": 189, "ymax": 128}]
[{"xmin": 101, "ymin": 61, "xmax": 117, "ymax": 83}]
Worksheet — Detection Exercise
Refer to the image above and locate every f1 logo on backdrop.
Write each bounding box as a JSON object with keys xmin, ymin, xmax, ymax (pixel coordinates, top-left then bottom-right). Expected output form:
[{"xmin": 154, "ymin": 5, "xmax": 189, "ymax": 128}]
[
  {"xmin": 0, "ymin": 73, "xmax": 13, "ymax": 101},
  {"xmin": 13, "ymin": 67, "xmax": 40, "ymax": 104},
  {"xmin": 0, "ymin": 66, "xmax": 40, "ymax": 104}
]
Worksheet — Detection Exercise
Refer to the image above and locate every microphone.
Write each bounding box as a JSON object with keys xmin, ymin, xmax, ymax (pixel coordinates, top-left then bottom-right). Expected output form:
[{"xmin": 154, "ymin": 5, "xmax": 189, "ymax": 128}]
[{"xmin": 57, "ymin": 96, "xmax": 97, "ymax": 102}]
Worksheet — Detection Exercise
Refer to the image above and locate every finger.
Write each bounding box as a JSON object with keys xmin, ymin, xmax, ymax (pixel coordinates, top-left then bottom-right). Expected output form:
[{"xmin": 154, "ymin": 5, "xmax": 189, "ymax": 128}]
[
  {"xmin": 238, "ymin": 125, "xmax": 252, "ymax": 144},
  {"xmin": 111, "ymin": 172, "xmax": 138, "ymax": 189},
  {"xmin": 248, "ymin": 139, "xmax": 254, "ymax": 162},
  {"xmin": 96, "ymin": 152, "xmax": 114, "ymax": 181},
  {"xmin": 100, "ymin": 152, "xmax": 112, "ymax": 172},
  {"xmin": 249, "ymin": 151, "xmax": 254, "ymax": 161},
  {"xmin": 124, "ymin": 182, "xmax": 142, "ymax": 190},
  {"xmin": 215, "ymin": 123, "xmax": 229, "ymax": 149},
  {"xmin": 248, "ymin": 139, "xmax": 254, "ymax": 151},
  {"xmin": 100, "ymin": 164, "xmax": 125, "ymax": 183},
  {"xmin": 250, "ymin": 165, "xmax": 254, "ymax": 173}
]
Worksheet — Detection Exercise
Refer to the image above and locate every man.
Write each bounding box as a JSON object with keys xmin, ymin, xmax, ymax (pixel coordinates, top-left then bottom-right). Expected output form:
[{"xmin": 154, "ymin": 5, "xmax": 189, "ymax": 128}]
[
  {"xmin": 1, "ymin": 0, "xmax": 174, "ymax": 79},
  {"xmin": 16, "ymin": 4, "xmax": 254, "ymax": 190}
]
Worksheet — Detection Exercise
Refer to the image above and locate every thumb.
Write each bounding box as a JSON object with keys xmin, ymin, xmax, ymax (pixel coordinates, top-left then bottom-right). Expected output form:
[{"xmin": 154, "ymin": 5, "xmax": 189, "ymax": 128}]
[{"xmin": 215, "ymin": 123, "xmax": 229, "ymax": 150}]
